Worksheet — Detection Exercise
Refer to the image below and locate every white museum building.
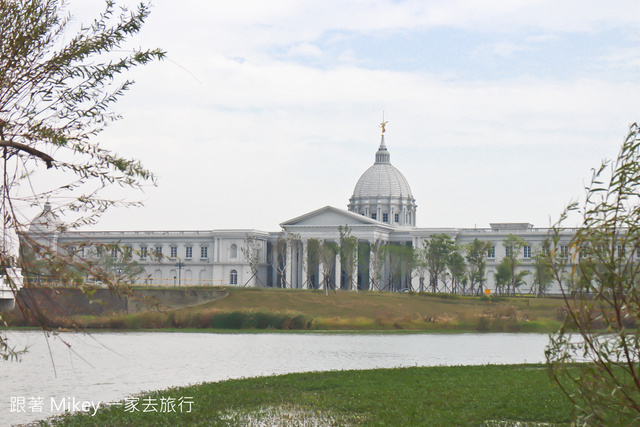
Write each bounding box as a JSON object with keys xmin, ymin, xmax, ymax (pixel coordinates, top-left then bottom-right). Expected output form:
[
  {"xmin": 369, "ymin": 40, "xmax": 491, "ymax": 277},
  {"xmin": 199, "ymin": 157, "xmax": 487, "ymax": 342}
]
[{"xmin": 26, "ymin": 128, "xmax": 576, "ymax": 294}]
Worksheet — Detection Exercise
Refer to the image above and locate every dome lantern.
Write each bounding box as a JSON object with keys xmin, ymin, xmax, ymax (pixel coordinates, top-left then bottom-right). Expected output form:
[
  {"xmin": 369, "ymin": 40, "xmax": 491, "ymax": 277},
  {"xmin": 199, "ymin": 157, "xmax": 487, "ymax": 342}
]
[{"xmin": 374, "ymin": 135, "xmax": 390, "ymax": 164}]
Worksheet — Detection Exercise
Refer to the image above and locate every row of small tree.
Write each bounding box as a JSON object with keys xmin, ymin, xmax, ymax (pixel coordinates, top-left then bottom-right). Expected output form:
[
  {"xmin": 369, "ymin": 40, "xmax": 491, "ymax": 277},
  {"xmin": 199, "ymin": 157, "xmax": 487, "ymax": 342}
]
[
  {"xmin": 414, "ymin": 234, "xmax": 484, "ymax": 295},
  {"xmin": 400, "ymin": 233, "xmax": 554, "ymax": 296},
  {"xmin": 493, "ymin": 235, "xmax": 554, "ymax": 297},
  {"xmin": 264, "ymin": 228, "xmax": 555, "ymax": 296},
  {"xmin": 268, "ymin": 227, "xmax": 360, "ymax": 294}
]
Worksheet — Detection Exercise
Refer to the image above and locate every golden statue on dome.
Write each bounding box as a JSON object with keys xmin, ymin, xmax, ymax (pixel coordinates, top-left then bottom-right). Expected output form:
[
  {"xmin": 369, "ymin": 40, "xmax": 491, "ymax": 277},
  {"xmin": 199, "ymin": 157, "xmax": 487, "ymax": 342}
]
[{"xmin": 380, "ymin": 112, "xmax": 388, "ymax": 135}]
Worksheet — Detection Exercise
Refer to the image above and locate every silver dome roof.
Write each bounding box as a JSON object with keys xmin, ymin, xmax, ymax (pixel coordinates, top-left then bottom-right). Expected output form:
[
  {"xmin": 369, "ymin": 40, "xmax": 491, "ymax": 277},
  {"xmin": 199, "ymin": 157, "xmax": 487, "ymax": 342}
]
[
  {"xmin": 29, "ymin": 202, "xmax": 62, "ymax": 234},
  {"xmin": 352, "ymin": 163, "xmax": 413, "ymax": 199},
  {"xmin": 351, "ymin": 135, "xmax": 413, "ymax": 199}
]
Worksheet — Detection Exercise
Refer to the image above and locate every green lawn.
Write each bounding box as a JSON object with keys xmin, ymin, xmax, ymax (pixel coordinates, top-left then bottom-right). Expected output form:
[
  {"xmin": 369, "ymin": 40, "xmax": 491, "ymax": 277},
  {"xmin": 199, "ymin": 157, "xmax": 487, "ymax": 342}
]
[
  {"xmin": 19, "ymin": 287, "xmax": 567, "ymax": 333},
  {"xmin": 43, "ymin": 364, "xmax": 575, "ymax": 426}
]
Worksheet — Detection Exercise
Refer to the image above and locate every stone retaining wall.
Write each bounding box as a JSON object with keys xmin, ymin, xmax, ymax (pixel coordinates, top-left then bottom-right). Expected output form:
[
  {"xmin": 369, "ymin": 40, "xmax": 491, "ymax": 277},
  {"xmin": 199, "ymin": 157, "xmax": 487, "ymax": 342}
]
[{"xmin": 14, "ymin": 287, "xmax": 227, "ymax": 316}]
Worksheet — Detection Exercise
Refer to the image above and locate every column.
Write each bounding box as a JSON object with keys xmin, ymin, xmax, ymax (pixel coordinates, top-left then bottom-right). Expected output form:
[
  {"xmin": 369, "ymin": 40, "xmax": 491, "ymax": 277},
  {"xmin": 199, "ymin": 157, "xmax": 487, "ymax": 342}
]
[
  {"xmin": 351, "ymin": 242, "xmax": 359, "ymax": 291},
  {"xmin": 319, "ymin": 260, "xmax": 325, "ymax": 291},
  {"xmin": 285, "ymin": 241, "xmax": 293, "ymax": 289},
  {"xmin": 301, "ymin": 239, "xmax": 308, "ymax": 290},
  {"xmin": 271, "ymin": 246, "xmax": 278, "ymax": 287},
  {"xmin": 334, "ymin": 241, "xmax": 341, "ymax": 290},
  {"xmin": 369, "ymin": 242, "xmax": 376, "ymax": 291}
]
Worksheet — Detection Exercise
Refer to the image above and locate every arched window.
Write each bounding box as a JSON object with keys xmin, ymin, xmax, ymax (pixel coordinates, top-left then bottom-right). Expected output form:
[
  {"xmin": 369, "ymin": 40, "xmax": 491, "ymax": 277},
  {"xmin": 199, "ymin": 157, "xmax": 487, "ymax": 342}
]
[
  {"xmin": 229, "ymin": 243, "xmax": 238, "ymax": 260},
  {"xmin": 230, "ymin": 269, "xmax": 238, "ymax": 285}
]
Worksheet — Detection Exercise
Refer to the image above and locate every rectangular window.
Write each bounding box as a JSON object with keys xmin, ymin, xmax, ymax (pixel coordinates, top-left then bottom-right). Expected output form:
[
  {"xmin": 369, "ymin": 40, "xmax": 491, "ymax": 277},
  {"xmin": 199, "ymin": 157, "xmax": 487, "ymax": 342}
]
[
  {"xmin": 124, "ymin": 246, "xmax": 132, "ymax": 260},
  {"xmin": 505, "ymin": 246, "xmax": 511, "ymax": 257},
  {"xmin": 140, "ymin": 246, "xmax": 147, "ymax": 260},
  {"xmin": 186, "ymin": 246, "xmax": 193, "ymax": 258},
  {"xmin": 382, "ymin": 213, "xmax": 389, "ymax": 223},
  {"xmin": 68, "ymin": 246, "xmax": 76, "ymax": 256},
  {"xmin": 394, "ymin": 213, "xmax": 399, "ymax": 223},
  {"xmin": 487, "ymin": 246, "xmax": 495, "ymax": 259},
  {"xmin": 617, "ymin": 244, "xmax": 624, "ymax": 257},
  {"xmin": 170, "ymin": 246, "xmax": 178, "ymax": 258},
  {"xmin": 560, "ymin": 245, "xmax": 569, "ymax": 258},
  {"xmin": 155, "ymin": 246, "xmax": 163, "ymax": 257},
  {"xmin": 111, "ymin": 247, "xmax": 118, "ymax": 259},
  {"xmin": 523, "ymin": 246, "xmax": 531, "ymax": 259},
  {"xmin": 201, "ymin": 246, "xmax": 208, "ymax": 258},
  {"xmin": 371, "ymin": 213, "xmax": 377, "ymax": 220},
  {"xmin": 579, "ymin": 246, "xmax": 588, "ymax": 259}
]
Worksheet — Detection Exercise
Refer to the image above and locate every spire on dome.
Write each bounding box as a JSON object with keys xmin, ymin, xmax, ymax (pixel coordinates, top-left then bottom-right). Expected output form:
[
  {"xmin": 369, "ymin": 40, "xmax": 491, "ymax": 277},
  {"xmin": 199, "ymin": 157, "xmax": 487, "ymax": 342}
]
[{"xmin": 375, "ymin": 121, "xmax": 390, "ymax": 164}]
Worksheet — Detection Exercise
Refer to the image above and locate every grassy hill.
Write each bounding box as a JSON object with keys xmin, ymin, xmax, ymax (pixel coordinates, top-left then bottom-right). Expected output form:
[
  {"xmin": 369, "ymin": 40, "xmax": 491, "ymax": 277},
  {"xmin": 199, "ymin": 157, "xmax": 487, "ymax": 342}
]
[
  {"xmin": 38, "ymin": 287, "xmax": 567, "ymax": 332},
  {"xmin": 197, "ymin": 287, "xmax": 565, "ymax": 331}
]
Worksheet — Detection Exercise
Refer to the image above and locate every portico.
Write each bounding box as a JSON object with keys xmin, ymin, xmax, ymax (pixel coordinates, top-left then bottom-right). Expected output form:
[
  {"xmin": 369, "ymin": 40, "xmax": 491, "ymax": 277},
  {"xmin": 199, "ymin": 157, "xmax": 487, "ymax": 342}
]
[{"xmin": 277, "ymin": 206, "xmax": 407, "ymax": 291}]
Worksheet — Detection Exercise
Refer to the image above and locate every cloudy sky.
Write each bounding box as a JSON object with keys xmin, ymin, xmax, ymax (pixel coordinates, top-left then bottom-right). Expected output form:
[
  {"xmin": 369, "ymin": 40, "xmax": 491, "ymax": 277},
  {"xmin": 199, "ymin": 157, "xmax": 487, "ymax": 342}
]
[{"xmin": 58, "ymin": 0, "xmax": 639, "ymax": 232}]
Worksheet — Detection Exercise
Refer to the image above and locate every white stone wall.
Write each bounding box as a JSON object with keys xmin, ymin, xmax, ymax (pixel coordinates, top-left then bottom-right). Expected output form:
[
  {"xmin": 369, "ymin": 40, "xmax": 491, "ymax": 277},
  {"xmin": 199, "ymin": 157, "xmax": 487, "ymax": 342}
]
[{"xmin": 54, "ymin": 230, "xmax": 269, "ymax": 288}]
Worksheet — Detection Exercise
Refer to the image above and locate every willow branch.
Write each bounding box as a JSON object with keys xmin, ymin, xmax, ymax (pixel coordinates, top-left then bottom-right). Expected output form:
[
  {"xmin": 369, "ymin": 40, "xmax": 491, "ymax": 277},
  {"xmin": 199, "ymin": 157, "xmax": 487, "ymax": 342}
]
[{"xmin": 0, "ymin": 139, "xmax": 54, "ymax": 168}]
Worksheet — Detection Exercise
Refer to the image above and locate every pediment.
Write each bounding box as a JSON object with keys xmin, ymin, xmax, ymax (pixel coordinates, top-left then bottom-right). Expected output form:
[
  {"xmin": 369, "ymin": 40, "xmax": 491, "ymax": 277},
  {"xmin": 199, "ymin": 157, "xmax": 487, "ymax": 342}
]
[{"xmin": 280, "ymin": 206, "xmax": 387, "ymax": 227}]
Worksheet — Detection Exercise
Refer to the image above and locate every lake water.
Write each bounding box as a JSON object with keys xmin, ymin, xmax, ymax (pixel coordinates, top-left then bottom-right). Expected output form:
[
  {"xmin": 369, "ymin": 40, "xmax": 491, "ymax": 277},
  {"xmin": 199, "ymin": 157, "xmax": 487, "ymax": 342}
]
[{"xmin": 1, "ymin": 331, "xmax": 550, "ymax": 425}]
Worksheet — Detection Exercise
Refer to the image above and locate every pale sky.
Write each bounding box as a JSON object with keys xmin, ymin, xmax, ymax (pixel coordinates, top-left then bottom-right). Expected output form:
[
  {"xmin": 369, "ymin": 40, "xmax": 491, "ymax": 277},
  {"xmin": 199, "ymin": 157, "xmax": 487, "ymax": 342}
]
[{"xmin": 47, "ymin": 0, "xmax": 640, "ymax": 232}]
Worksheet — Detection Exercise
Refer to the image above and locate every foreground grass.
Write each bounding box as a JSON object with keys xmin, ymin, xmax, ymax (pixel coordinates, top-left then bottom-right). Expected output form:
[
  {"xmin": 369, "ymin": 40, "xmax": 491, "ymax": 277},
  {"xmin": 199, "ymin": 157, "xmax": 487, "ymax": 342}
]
[{"xmin": 43, "ymin": 364, "xmax": 574, "ymax": 426}]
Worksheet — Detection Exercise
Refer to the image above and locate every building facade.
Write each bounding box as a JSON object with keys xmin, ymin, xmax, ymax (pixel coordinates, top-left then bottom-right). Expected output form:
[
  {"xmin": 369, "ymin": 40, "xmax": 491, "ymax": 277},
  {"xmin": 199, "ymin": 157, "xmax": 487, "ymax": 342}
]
[{"xmin": 26, "ymin": 127, "xmax": 577, "ymax": 294}]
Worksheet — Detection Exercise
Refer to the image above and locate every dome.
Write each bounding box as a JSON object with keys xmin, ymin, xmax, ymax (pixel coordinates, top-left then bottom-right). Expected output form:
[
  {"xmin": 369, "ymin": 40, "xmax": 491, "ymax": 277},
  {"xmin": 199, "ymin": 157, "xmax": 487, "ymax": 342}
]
[
  {"xmin": 25, "ymin": 202, "xmax": 62, "ymax": 250},
  {"xmin": 348, "ymin": 133, "xmax": 417, "ymax": 226},
  {"xmin": 353, "ymin": 163, "xmax": 413, "ymax": 199},
  {"xmin": 29, "ymin": 202, "xmax": 62, "ymax": 235}
]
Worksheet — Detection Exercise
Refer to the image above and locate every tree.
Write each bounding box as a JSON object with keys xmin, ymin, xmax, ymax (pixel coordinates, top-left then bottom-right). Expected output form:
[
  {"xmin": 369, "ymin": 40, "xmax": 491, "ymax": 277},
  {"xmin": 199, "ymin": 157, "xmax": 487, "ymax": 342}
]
[
  {"xmin": 546, "ymin": 123, "xmax": 640, "ymax": 424},
  {"xmin": 412, "ymin": 247, "xmax": 429, "ymax": 293},
  {"xmin": 98, "ymin": 246, "xmax": 145, "ymax": 284},
  {"xmin": 368, "ymin": 240, "xmax": 384, "ymax": 291},
  {"xmin": 502, "ymin": 234, "xmax": 528, "ymax": 296},
  {"xmin": 494, "ymin": 257, "xmax": 511, "ymax": 296},
  {"xmin": 465, "ymin": 239, "xmax": 492, "ymax": 295},
  {"xmin": 424, "ymin": 234, "xmax": 455, "ymax": 293},
  {"xmin": 494, "ymin": 257, "xmax": 529, "ymax": 296},
  {"xmin": 0, "ymin": 0, "xmax": 163, "ymax": 359},
  {"xmin": 447, "ymin": 249, "xmax": 467, "ymax": 295},
  {"xmin": 241, "ymin": 234, "xmax": 264, "ymax": 287},
  {"xmin": 269, "ymin": 232, "xmax": 298, "ymax": 288},
  {"xmin": 338, "ymin": 225, "xmax": 358, "ymax": 291},
  {"xmin": 314, "ymin": 240, "xmax": 338, "ymax": 295},
  {"xmin": 380, "ymin": 243, "xmax": 413, "ymax": 291},
  {"xmin": 531, "ymin": 246, "xmax": 552, "ymax": 296}
]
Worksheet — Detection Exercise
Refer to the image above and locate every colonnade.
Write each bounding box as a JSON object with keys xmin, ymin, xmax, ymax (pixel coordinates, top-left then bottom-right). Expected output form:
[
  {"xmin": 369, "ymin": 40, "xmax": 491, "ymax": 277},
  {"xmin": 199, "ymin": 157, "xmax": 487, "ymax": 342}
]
[{"xmin": 269, "ymin": 238, "xmax": 413, "ymax": 291}]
